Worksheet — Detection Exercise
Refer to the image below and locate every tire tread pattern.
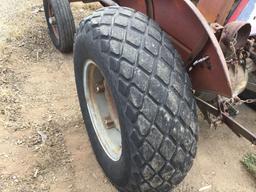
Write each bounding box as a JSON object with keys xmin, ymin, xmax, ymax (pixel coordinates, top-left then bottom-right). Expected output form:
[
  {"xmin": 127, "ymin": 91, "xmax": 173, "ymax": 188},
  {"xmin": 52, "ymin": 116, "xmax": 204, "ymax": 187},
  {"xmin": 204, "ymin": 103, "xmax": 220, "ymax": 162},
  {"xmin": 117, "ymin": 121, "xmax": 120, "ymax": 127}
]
[{"xmin": 76, "ymin": 6, "xmax": 199, "ymax": 192}]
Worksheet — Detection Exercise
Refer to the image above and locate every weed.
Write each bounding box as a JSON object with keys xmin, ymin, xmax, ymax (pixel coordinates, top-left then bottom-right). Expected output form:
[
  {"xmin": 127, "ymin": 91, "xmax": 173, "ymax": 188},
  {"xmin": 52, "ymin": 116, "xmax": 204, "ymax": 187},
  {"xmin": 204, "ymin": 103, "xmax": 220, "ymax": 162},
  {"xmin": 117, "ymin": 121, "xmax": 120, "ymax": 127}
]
[{"xmin": 241, "ymin": 153, "xmax": 256, "ymax": 179}]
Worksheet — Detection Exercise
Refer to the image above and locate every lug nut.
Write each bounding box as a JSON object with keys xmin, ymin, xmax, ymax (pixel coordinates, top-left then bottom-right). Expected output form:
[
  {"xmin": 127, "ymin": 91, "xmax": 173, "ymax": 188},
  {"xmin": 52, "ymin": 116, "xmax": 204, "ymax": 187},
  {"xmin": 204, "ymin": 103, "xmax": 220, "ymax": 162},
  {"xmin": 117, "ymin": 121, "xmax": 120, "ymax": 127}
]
[
  {"xmin": 104, "ymin": 116, "xmax": 114, "ymax": 129},
  {"xmin": 96, "ymin": 82, "xmax": 105, "ymax": 93},
  {"xmin": 49, "ymin": 17, "xmax": 56, "ymax": 25}
]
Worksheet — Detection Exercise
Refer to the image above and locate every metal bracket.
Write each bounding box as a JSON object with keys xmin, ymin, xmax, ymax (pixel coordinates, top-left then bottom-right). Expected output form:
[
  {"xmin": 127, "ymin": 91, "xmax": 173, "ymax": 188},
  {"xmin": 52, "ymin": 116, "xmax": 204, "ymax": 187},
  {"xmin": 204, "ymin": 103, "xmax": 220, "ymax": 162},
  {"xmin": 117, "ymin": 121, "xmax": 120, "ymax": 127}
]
[{"xmin": 196, "ymin": 97, "xmax": 256, "ymax": 144}]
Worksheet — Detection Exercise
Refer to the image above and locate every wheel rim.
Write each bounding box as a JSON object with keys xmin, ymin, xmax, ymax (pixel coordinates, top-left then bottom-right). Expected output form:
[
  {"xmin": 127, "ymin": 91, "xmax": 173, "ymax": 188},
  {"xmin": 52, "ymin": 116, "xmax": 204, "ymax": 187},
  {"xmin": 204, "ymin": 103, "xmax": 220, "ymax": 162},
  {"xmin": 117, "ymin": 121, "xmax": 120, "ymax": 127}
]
[
  {"xmin": 83, "ymin": 60, "xmax": 122, "ymax": 161},
  {"xmin": 48, "ymin": 2, "xmax": 59, "ymax": 40}
]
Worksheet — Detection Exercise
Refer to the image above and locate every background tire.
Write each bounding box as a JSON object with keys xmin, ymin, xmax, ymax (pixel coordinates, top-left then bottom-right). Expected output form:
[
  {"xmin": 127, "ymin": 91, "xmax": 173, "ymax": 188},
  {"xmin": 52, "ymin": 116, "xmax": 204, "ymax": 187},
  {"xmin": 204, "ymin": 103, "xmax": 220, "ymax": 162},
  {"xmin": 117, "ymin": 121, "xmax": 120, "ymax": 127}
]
[
  {"xmin": 74, "ymin": 6, "xmax": 199, "ymax": 192},
  {"xmin": 240, "ymin": 73, "xmax": 256, "ymax": 110},
  {"xmin": 43, "ymin": 0, "xmax": 75, "ymax": 53}
]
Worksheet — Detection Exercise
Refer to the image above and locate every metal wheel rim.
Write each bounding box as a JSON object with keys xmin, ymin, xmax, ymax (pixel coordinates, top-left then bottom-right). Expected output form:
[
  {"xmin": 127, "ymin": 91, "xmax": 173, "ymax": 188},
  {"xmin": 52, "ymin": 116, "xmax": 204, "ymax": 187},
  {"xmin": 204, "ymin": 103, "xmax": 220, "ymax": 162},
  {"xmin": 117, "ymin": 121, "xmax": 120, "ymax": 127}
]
[
  {"xmin": 48, "ymin": 3, "xmax": 59, "ymax": 40},
  {"xmin": 83, "ymin": 60, "xmax": 122, "ymax": 161}
]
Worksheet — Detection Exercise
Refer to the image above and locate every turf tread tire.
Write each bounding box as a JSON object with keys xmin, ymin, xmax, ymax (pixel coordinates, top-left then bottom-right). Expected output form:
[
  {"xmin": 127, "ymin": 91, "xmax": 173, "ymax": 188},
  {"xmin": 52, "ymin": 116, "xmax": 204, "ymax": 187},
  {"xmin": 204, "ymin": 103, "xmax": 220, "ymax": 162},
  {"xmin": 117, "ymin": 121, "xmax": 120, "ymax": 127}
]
[{"xmin": 74, "ymin": 6, "xmax": 199, "ymax": 192}]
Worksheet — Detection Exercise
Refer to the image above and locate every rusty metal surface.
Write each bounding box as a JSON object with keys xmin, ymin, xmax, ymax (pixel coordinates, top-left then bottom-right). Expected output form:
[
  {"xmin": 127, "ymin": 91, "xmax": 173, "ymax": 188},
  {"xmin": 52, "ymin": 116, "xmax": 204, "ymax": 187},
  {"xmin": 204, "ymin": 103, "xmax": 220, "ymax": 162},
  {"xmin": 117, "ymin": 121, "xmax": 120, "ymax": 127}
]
[
  {"xmin": 219, "ymin": 21, "xmax": 252, "ymax": 96},
  {"xmin": 196, "ymin": 97, "xmax": 256, "ymax": 144},
  {"xmin": 197, "ymin": 0, "xmax": 235, "ymax": 25},
  {"xmin": 152, "ymin": 0, "xmax": 233, "ymax": 97},
  {"xmin": 153, "ymin": 0, "xmax": 209, "ymax": 63},
  {"xmin": 222, "ymin": 112, "xmax": 256, "ymax": 144},
  {"xmin": 117, "ymin": 0, "xmax": 233, "ymax": 97},
  {"xmin": 220, "ymin": 21, "xmax": 251, "ymax": 50},
  {"xmin": 210, "ymin": 23, "xmax": 224, "ymax": 40},
  {"xmin": 115, "ymin": 0, "xmax": 147, "ymax": 14}
]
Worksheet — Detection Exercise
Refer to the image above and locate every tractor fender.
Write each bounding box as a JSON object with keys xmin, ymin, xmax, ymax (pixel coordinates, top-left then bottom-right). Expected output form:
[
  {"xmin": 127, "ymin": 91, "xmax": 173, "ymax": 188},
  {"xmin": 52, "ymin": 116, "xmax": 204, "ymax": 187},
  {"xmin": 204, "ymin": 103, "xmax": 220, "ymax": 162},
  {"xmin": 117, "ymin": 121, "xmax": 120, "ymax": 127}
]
[{"xmin": 117, "ymin": 0, "xmax": 233, "ymax": 97}]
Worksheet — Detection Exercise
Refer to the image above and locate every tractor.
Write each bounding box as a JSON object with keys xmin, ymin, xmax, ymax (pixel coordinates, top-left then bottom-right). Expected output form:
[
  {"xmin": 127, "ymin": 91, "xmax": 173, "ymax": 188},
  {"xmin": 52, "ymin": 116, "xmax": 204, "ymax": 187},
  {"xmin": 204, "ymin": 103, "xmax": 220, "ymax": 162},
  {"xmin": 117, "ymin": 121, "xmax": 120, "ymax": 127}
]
[{"xmin": 43, "ymin": 0, "xmax": 256, "ymax": 191}]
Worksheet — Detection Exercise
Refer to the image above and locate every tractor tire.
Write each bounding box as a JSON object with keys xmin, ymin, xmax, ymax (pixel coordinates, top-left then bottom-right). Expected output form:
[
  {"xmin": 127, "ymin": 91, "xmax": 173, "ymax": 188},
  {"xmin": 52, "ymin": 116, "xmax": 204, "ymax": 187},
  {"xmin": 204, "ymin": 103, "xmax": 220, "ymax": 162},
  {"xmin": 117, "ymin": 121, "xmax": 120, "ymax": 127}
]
[
  {"xmin": 43, "ymin": 0, "xmax": 75, "ymax": 53},
  {"xmin": 240, "ymin": 74, "xmax": 256, "ymax": 110},
  {"xmin": 74, "ymin": 6, "xmax": 199, "ymax": 192}
]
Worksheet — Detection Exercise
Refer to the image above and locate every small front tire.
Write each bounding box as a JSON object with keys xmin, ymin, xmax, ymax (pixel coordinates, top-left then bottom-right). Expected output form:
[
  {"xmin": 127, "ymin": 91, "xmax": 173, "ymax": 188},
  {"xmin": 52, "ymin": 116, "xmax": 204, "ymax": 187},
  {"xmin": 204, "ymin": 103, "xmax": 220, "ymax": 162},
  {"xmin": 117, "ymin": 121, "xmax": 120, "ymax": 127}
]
[{"xmin": 43, "ymin": 0, "xmax": 76, "ymax": 53}]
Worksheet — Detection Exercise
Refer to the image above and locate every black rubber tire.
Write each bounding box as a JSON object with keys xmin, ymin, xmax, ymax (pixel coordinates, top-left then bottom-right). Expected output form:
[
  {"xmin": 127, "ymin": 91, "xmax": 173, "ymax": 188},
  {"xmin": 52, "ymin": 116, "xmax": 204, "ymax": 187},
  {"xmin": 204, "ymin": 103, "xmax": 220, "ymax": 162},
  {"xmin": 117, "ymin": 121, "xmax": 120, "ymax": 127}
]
[
  {"xmin": 43, "ymin": 0, "xmax": 75, "ymax": 53},
  {"xmin": 74, "ymin": 6, "xmax": 199, "ymax": 192},
  {"xmin": 240, "ymin": 74, "xmax": 256, "ymax": 110},
  {"xmin": 100, "ymin": 2, "xmax": 107, "ymax": 7}
]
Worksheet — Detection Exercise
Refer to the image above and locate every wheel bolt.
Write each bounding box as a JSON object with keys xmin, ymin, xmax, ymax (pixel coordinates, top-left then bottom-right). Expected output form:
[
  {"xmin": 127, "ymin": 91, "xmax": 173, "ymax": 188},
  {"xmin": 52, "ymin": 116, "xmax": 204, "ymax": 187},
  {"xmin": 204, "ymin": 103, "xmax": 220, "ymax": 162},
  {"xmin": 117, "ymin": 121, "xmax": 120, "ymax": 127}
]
[
  {"xmin": 49, "ymin": 17, "xmax": 56, "ymax": 25},
  {"xmin": 96, "ymin": 82, "xmax": 105, "ymax": 93},
  {"xmin": 104, "ymin": 116, "xmax": 114, "ymax": 129}
]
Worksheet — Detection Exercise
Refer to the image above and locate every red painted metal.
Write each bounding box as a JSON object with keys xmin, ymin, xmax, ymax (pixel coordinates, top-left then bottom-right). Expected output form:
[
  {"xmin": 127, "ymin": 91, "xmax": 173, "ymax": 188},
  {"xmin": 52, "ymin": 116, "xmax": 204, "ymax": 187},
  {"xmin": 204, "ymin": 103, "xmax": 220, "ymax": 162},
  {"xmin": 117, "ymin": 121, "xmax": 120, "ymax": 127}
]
[
  {"xmin": 115, "ymin": 0, "xmax": 147, "ymax": 14},
  {"xmin": 153, "ymin": 0, "xmax": 209, "ymax": 63},
  {"xmin": 197, "ymin": 0, "xmax": 235, "ymax": 25},
  {"xmin": 228, "ymin": 0, "xmax": 249, "ymax": 22},
  {"xmin": 118, "ymin": 0, "xmax": 232, "ymax": 97}
]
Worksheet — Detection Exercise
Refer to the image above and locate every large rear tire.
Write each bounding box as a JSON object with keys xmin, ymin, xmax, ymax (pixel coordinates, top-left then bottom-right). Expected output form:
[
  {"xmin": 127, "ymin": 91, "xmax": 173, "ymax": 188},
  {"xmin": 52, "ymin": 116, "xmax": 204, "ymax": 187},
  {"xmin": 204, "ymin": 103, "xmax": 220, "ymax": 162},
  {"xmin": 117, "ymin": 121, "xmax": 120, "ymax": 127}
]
[
  {"xmin": 43, "ymin": 0, "xmax": 76, "ymax": 53},
  {"xmin": 74, "ymin": 6, "xmax": 199, "ymax": 192}
]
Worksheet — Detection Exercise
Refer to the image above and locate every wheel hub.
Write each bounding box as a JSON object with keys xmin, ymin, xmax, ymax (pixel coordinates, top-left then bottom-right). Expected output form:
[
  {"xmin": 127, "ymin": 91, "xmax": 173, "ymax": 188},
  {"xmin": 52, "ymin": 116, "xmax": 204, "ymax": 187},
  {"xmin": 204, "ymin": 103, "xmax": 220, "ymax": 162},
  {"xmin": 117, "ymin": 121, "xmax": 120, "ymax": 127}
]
[
  {"xmin": 83, "ymin": 60, "xmax": 122, "ymax": 161},
  {"xmin": 48, "ymin": 3, "xmax": 59, "ymax": 40}
]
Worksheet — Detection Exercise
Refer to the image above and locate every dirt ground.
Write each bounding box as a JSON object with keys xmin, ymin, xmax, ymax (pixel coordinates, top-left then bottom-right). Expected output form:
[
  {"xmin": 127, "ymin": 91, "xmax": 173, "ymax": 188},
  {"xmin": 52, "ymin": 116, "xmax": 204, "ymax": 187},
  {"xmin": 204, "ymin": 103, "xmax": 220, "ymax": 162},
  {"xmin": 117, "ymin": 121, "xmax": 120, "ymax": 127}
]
[{"xmin": 0, "ymin": 1, "xmax": 255, "ymax": 192}]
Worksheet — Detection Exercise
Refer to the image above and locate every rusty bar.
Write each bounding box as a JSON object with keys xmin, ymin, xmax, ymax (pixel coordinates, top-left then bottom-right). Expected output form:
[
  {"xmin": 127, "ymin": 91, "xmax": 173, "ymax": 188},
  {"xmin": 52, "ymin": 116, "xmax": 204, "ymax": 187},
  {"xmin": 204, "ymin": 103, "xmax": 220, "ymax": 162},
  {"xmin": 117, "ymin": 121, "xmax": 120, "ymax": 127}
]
[
  {"xmin": 196, "ymin": 97, "xmax": 219, "ymax": 116},
  {"xmin": 222, "ymin": 113, "xmax": 256, "ymax": 144},
  {"xmin": 195, "ymin": 97, "xmax": 256, "ymax": 144}
]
